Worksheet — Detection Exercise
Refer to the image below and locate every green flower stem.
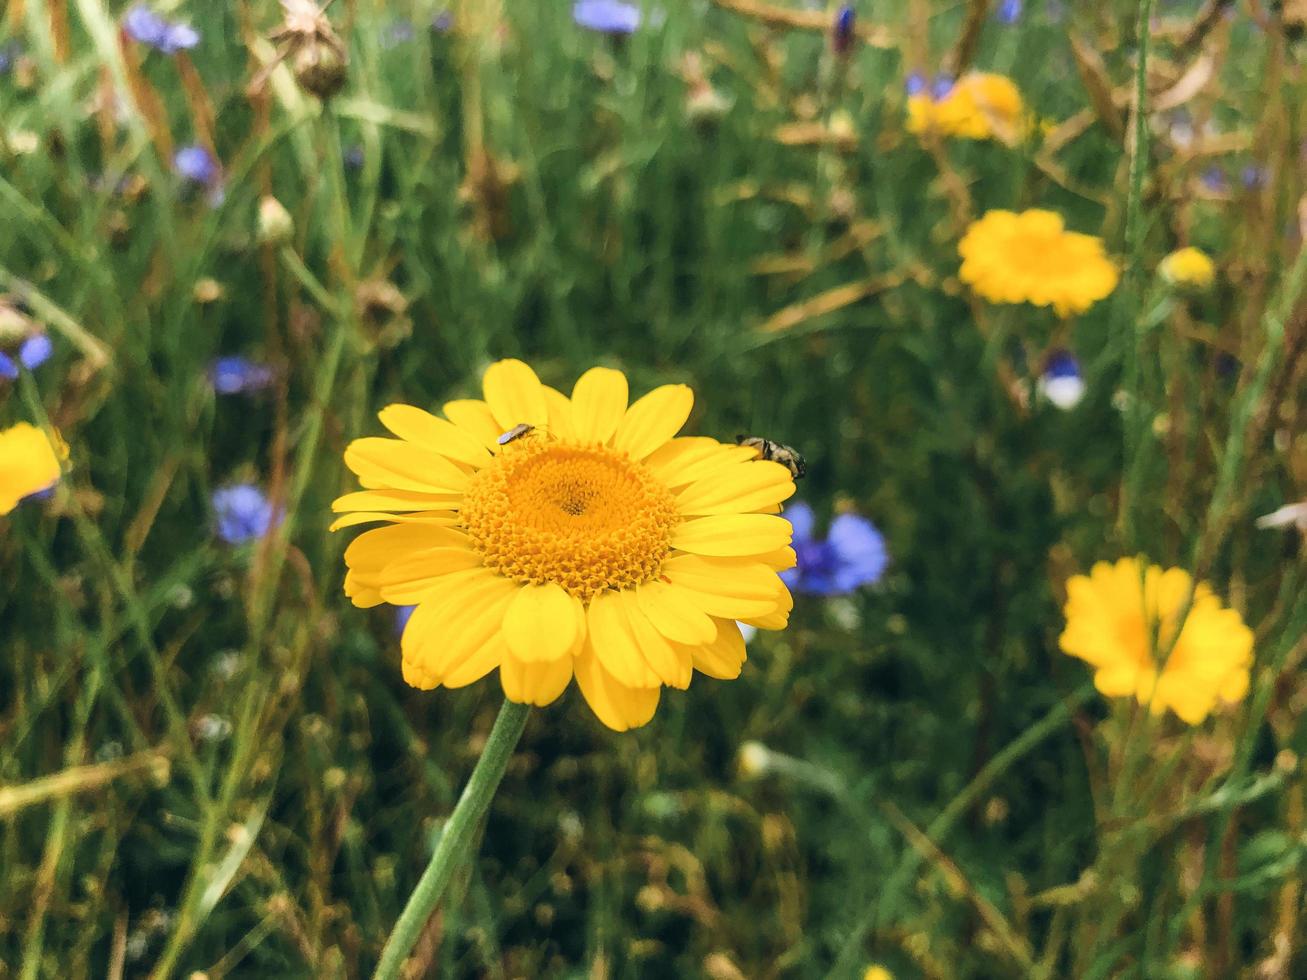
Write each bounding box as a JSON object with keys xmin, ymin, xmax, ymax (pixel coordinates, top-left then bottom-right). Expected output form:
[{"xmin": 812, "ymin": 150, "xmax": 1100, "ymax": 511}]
[{"xmin": 373, "ymin": 699, "xmax": 531, "ymax": 980}]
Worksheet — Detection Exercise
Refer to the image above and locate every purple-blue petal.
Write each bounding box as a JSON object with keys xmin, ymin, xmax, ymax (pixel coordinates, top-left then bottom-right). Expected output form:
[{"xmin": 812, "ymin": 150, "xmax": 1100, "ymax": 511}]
[
  {"xmin": 784, "ymin": 501, "xmax": 816, "ymax": 544},
  {"xmin": 19, "ymin": 334, "xmax": 53, "ymax": 370},
  {"xmin": 0, "ymin": 353, "xmax": 17, "ymax": 381},
  {"xmin": 395, "ymin": 605, "xmax": 416, "ymax": 634},
  {"xmin": 572, "ymin": 0, "xmax": 641, "ymax": 34},
  {"xmin": 174, "ymin": 145, "xmax": 219, "ymax": 185},
  {"xmin": 1043, "ymin": 349, "xmax": 1080, "ymax": 380},
  {"xmin": 123, "ymin": 6, "xmax": 167, "ymax": 46},
  {"xmin": 827, "ymin": 513, "xmax": 888, "ymax": 589},
  {"xmin": 212, "ymin": 484, "xmax": 281, "ymax": 544},
  {"xmin": 210, "ymin": 356, "xmax": 274, "ymax": 395},
  {"xmin": 158, "ymin": 22, "xmax": 200, "ymax": 54}
]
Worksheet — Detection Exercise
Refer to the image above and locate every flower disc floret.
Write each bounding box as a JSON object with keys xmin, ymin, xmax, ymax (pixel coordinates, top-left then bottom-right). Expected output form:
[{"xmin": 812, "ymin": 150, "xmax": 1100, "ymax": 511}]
[{"xmin": 461, "ymin": 439, "xmax": 679, "ymax": 601}]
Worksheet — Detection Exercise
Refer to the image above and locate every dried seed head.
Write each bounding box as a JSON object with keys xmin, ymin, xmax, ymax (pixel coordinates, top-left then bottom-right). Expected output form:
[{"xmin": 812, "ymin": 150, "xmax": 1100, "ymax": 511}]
[{"xmin": 272, "ymin": 0, "xmax": 348, "ymax": 100}]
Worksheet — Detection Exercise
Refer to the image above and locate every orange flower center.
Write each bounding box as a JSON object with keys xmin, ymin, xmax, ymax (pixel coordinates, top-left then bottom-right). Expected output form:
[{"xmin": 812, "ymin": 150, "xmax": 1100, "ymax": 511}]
[{"xmin": 458, "ymin": 438, "xmax": 679, "ymax": 601}]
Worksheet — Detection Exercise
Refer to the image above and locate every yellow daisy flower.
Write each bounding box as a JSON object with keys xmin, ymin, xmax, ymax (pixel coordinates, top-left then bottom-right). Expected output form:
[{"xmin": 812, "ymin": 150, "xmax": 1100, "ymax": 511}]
[
  {"xmin": 0, "ymin": 422, "xmax": 67, "ymax": 516},
  {"xmin": 907, "ymin": 73, "xmax": 1026, "ymax": 142},
  {"xmin": 958, "ymin": 209, "xmax": 1120, "ymax": 316},
  {"xmin": 1059, "ymin": 558, "xmax": 1253, "ymax": 725},
  {"xmin": 333, "ymin": 359, "xmax": 798, "ymax": 731},
  {"xmin": 1158, "ymin": 246, "xmax": 1215, "ymax": 289}
]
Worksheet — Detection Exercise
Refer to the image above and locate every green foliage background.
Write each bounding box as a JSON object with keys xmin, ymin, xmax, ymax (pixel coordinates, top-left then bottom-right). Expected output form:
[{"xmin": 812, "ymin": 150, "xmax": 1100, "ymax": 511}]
[{"xmin": 1, "ymin": 0, "xmax": 1304, "ymax": 977}]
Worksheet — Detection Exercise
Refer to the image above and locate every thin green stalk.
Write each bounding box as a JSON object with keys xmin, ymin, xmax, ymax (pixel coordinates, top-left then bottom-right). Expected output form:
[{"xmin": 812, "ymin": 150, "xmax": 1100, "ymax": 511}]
[
  {"xmin": 1118, "ymin": 0, "xmax": 1156, "ymax": 552},
  {"xmin": 15, "ymin": 368, "xmax": 212, "ymax": 807},
  {"xmin": 831, "ymin": 684, "xmax": 1095, "ymax": 975},
  {"xmin": 373, "ymin": 700, "xmax": 531, "ymax": 980}
]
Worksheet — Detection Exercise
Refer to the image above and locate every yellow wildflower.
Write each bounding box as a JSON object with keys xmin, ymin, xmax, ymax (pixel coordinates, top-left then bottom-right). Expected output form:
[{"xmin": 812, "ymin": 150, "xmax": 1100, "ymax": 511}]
[
  {"xmin": 907, "ymin": 73, "xmax": 1026, "ymax": 142},
  {"xmin": 0, "ymin": 422, "xmax": 67, "ymax": 515},
  {"xmin": 334, "ymin": 360, "xmax": 798, "ymax": 731},
  {"xmin": 959, "ymin": 209, "xmax": 1120, "ymax": 316},
  {"xmin": 1059, "ymin": 558, "xmax": 1253, "ymax": 724},
  {"xmin": 1159, "ymin": 246, "xmax": 1216, "ymax": 289}
]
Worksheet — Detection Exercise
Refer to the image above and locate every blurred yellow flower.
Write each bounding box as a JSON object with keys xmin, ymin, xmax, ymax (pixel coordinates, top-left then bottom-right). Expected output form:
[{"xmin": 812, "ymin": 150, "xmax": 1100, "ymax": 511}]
[
  {"xmin": 959, "ymin": 209, "xmax": 1120, "ymax": 316},
  {"xmin": 334, "ymin": 359, "xmax": 798, "ymax": 731},
  {"xmin": 0, "ymin": 422, "xmax": 67, "ymax": 515},
  {"xmin": 863, "ymin": 966, "xmax": 894, "ymax": 980},
  {"xmin": 907, "ymin": 73, "xmax": 1026, "ymax": 142},
  {"xmin": 1159, "ymin": 246, "xmax": 1215, "ymax": 288},
  {"xmin": 1059, "ymin": 558, "xmax": 1253, "ymax": 725}
]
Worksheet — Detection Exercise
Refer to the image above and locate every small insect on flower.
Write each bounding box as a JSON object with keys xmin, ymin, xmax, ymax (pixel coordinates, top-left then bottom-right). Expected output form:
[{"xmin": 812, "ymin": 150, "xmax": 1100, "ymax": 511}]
[
  {"xmin": 736, "ymin": 435, "xmax": 806, "ymax": 480},
  {"xmin": 497, "ymin": 423, "xmax": 536, "ymax": 446}
]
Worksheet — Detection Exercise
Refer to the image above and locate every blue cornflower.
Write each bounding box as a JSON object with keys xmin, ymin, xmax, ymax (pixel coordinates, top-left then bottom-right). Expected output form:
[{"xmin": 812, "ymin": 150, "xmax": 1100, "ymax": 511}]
[
  {"xmin": 209, "ymin": 357, "xmax": 274, "ymax": 395},
  {"xmin": 212, "ymin": 484, "xmax": 281, "ymax": 544},
  {"xmin": 1241, "ymin": 164, "xmax": 1267, "ymax": 189},
  {"xmin": 174, "ymin": 144, "xmax": 219, "ymax": 185},
  {"xmin": 904, "ymin": 72, "xmax": 927, "ymax": 97},
  {"xmin": 996, "ymin": 0, "xmax": 1022, "ymax": 24},
  {"xmin": 1037, "ymin": 349, "xmax": 1085, "ymax": 410},
  {"xmin": 0, "ymin": 333, "xmax": 54, "ymax": 380},
  {"xmin": 782, "ymin": 502, "xmax": 888, "ymax": 596},
  {"xmin": 831, "ymin": 4, "xmax": 856, "ymax": 56},
  {"xmin": 123, "ymin": 5, "xmax": 200, "ymax": 55},
  {"xmin": 431, "ymin": 10, "xmax": 454, "ymax": 33},
  {"xmin": 572, "ymin": 0, "xmax": 641, "ymax": 34}
]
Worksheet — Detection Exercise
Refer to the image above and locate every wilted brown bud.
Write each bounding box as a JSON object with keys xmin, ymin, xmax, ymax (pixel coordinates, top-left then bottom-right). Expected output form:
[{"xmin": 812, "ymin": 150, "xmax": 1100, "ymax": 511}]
[
  {"xmin": 271, "ymin": 0, "xmax": 349, "ymax": 101},
  {"xmin": 354, "ymin": 278, "xmax": 412, "ymax": 349}
]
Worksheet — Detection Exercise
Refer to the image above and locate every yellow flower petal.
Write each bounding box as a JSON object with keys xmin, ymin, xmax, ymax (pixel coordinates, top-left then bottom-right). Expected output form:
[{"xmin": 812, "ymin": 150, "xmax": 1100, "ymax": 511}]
[
  {"xmin": 501, "ymin": 582, "xmax": 586, "ymax": 663},
  {"xmin": 645, "ymin": 437, "xmax": 755, "ymax": 489},
  {"xmin": 344, "ymin": 438, "xmax": 469, "ymax": 494},
  {"xmin": 443, "ymin": 632, "xmax": 508, "ymax": 689},
  {"xmin": 328, "ymin": 510, "xmax": 460, "ymax": 532},
  {"xmin": 541, "ymin": 385, "xmax": 579, "ymax": 442},
  {"xmin": 675, "ymin": 460, "xmax": 796, "ymax": 516},
  {"xmin": 401, "ymin": 570, "xmax": 517, "ymax": 687},
  {"xmin": 377, "ymin": 545, "xmax": 485, "ymax": 604},
  {"xmin": 500, "ymin": 651, "xmax": 573, "ymax": 706},
  {"xmin": 481, "ymin": 359, "xmax": 549, "ymax": 431},
  {"xmin": 443, "ymin": 398, "xmax": 503, "ymax": 448},
  {"xmin": 617, "ymin": 589, "xmax": 692, "ymax": 689},
  {"xmin": 635, "ymin": 580, "xmax": 717, "ymax": 645},
  {"xmin": 612, "ymin": 384, "xmax": 693, "ymax": 460},
  {"xmin": 378, "ymin": 404, "xmax": 491, "ymax": 468},
  {"xmin": 661, "ymin": 555, "xmax": 788, "ymax": 619},
  {"xmin": 687, "ymin": 618, "xmax": 747, "ymax": 680},
  {"xmin": 570, "ymin": 367, "xmax": 628, "ymax": 445},
  {"xmin": 332, "ymin": 488, "xmax": 461, "ymax": 513},
  {"xmin": 671, "ymin": 514, "xmax": 793, "ymax": 557},
  {"xmin": 585, "ymin": 590, "xmax": 661, "ymax": 688},
  {"xmin": 343, "ymin": 523, "xmax": 466, "ymax": 607},
  {"xmin": 574, "ymin": 641, "xmax": 661, "ymax": 731}
]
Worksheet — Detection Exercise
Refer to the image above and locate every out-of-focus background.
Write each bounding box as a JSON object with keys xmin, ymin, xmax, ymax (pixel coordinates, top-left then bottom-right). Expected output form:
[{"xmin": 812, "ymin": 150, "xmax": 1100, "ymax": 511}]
[{"xmin": 2, "ymin": 1, "xmax": 1305, "ymax": 977}]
